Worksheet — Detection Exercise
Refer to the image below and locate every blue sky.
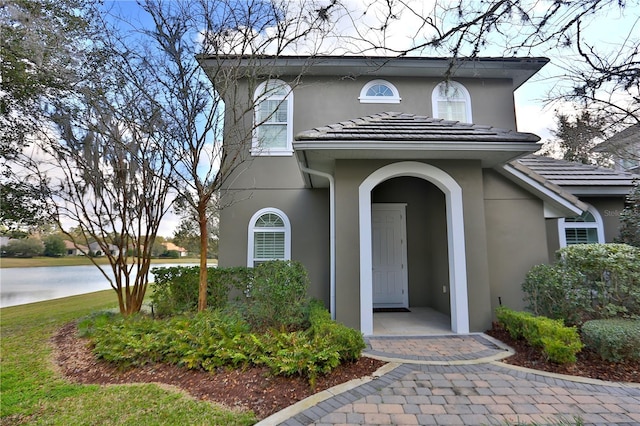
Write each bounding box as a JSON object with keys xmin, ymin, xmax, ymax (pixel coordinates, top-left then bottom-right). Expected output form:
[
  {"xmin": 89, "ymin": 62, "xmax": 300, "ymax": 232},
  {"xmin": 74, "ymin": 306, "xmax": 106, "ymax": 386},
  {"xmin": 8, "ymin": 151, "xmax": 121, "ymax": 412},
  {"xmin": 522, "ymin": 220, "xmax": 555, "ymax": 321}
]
[{"xmin": 100, "ymin": 0, "xmax": 638, "ymax": 236}]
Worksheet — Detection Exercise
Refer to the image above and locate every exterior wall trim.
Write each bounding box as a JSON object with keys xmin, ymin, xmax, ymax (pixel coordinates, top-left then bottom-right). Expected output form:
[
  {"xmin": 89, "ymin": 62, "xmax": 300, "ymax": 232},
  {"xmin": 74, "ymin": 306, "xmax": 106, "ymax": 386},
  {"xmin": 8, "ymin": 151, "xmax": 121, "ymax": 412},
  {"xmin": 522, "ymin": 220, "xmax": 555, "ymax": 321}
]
[{"xmin": 358, "ymin": 161, "xmax": 470, "ymax": 335}]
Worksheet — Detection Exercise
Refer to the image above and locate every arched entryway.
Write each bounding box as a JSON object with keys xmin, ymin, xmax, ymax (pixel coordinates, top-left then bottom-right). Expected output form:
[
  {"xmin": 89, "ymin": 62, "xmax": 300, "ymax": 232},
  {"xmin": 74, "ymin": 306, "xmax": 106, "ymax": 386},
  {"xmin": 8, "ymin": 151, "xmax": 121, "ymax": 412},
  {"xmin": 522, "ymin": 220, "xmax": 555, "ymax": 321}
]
[{"xmin": 359, "ymin": 162, "xmax": 469, "ymax": 335}]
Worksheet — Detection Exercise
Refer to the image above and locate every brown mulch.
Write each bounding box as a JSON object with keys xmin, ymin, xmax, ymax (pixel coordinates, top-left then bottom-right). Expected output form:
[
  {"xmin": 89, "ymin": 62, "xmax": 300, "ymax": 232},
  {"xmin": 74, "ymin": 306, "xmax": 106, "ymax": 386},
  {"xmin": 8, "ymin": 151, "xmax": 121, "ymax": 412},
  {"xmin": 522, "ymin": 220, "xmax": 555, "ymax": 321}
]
[
  {"xmin": 52, "ymin": 322, "xmax": 639, "ymax": 421},
  {"xmin": 486, "ymin": 324, "xmax": 640, "ymax": 383},
  {"xmin": 51, "ymin": 322, "xmax": 386, "ymax": 420}
]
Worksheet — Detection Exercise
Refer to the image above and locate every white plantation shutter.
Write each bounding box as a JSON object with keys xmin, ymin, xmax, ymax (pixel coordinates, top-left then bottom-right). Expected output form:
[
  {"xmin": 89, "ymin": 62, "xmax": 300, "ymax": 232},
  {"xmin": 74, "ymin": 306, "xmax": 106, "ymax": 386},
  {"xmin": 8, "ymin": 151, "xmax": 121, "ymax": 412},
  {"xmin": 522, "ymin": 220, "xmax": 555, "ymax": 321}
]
[
  {"xmin": 559, "ymin": 207, "xmax": 604, "ymax": 247},
  {"xmin": 248, "ymin": 209, "xmax": 290, "ymax": 267}
]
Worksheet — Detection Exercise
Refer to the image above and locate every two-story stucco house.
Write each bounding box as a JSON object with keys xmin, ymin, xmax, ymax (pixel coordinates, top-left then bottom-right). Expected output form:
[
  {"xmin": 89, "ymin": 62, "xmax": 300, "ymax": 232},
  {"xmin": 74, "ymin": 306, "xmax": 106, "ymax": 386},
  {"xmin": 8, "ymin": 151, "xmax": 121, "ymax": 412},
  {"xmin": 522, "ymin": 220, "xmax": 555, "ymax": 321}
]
[{"xmin": 197, "ymin": 55, "xmax": 636, "ymax": 335}]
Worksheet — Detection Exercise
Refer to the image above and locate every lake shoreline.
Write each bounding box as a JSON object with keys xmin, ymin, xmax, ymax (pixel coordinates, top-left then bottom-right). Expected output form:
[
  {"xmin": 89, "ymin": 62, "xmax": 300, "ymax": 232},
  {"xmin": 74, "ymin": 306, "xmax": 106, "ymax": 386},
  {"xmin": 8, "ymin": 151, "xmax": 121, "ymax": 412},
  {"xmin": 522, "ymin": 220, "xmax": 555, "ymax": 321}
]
[{"xmin": 0, "ymin": 257, "xmax": 216, "ymax": 269}]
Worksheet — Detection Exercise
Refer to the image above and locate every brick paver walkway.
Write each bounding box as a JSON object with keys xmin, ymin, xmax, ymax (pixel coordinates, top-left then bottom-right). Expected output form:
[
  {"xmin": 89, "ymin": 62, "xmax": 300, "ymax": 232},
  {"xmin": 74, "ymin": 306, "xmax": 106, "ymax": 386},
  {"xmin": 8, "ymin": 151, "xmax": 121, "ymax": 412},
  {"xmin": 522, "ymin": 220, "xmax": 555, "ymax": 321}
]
[
  {"xmin": 258, "ymin": 335, "xmax": 640, "ymax": 426},
  {"xmin": 281, "ymin": 363, "xmax": 640, "ymax": 425},
  {"xmin": 365, "ymin": 335, "xmax": 509, "ymax": 363}
]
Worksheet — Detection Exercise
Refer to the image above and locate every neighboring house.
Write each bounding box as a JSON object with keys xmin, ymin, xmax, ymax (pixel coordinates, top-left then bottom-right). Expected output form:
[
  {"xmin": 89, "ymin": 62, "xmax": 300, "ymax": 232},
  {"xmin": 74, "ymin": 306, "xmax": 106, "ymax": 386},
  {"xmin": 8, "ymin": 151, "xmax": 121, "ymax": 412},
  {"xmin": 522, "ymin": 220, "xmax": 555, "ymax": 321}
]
[
  {"xmin": 63, "ymin": 240, "xmax": 88, "ymax": 256},
  {"xmin": 595, "ymin": 123, "xmax": 640, "ymax": 172},
  {"xmin": 513, "ymin": 155, "xmax": 638, "ymax": 260},
  {"xmin": 88, "ymin": 242, "xmax": 120, "ymax": 257},
  {"xmin": 162, "ymin": 242, "xmax": 188, "ymax": 257},
  {"xmin": 197, "ymin": 55, "xmax": 636, "ymax": 335}
]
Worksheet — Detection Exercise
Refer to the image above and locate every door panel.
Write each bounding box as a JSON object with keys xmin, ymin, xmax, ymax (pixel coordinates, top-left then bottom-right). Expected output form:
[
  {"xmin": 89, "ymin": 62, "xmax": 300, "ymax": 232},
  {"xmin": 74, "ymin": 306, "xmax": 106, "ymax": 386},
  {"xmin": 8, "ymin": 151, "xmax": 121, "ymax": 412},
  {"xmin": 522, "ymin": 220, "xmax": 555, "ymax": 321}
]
[{"xmin": 372, "ymin": 204, "xmax": 408, "ymax": 308}]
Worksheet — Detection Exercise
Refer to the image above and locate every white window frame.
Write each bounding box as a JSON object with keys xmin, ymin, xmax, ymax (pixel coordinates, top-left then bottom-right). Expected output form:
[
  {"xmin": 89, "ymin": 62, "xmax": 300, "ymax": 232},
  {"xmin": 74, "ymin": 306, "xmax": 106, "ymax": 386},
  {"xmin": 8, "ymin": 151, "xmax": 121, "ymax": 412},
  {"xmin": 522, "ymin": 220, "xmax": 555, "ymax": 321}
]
[
  {"xmin": 359, "ymin": 79, "xmax": 401, "ymax": 104},
  {"xmin": 247, "ymin": 207, "xmax": 291, "ymax": 267},
  {"xmin": 431, "ymin": 80, "xmax": 472, "ymax": 123},
  {"xmin": 252, "ymin": 79, "xmax": 294, "ymax": 156},
  {"xmin": 558, "ymin": 204, "xmax": 605, "ymax": 247}
]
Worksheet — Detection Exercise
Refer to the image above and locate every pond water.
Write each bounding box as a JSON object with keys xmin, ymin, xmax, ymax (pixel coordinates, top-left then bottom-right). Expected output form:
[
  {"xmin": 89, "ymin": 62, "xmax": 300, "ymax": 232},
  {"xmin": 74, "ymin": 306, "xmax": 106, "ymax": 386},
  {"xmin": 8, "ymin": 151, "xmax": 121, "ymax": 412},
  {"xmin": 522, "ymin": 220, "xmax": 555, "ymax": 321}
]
[{"xmin": 0, "ymin": 263, "xmax": 197, "ymax": 308}]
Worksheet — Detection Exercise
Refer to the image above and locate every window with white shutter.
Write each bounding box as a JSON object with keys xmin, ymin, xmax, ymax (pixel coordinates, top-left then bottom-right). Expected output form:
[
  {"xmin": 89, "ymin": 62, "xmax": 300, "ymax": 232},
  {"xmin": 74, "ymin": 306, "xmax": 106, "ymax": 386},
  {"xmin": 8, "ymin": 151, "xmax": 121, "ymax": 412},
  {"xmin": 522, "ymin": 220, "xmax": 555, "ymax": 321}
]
[{"xmin": 247, "ymin": 208, "xmax": 291, "ymax": 266}]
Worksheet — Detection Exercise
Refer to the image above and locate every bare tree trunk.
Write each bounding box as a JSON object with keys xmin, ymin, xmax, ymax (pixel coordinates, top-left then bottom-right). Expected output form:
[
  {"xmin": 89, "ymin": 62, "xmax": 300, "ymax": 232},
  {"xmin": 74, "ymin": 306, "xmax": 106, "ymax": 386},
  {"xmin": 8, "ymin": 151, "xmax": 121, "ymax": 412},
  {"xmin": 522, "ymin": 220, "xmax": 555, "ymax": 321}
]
[{"xmin": 197, "ymin": 201, "xmax": 209, "ymax": 311}]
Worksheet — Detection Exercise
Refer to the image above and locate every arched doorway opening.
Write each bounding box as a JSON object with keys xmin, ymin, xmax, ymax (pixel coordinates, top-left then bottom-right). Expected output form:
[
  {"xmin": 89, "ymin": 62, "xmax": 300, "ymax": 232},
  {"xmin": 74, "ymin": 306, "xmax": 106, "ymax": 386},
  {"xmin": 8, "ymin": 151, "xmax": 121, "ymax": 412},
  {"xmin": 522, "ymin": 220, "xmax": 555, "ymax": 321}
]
[{"xmin": 359, "ymin": 162, "xmax": 469, "ymax": 335}]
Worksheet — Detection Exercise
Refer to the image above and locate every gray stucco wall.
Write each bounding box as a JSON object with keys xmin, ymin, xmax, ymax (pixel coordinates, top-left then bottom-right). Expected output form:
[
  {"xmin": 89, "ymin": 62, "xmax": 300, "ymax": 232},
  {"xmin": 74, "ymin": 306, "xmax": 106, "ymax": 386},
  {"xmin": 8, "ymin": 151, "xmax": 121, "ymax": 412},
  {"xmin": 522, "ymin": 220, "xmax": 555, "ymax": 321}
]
[
  {"xmin": 218, "ymin": 74, "xmax": 519, "ymax": 192},
  {"xmin": 217, "ymin": 71, "xmax": 527, "ymax": 332},
  {"xmin": 333, "ymin": 159, "xmax": 493, "ymax": 332},
  {"xmin": 218, "ymin": 189, "xmax": 330, "ymax": 304},
  {"xmin": 483, "ymin": 169, "xmax": 550, "ymax": 314}
]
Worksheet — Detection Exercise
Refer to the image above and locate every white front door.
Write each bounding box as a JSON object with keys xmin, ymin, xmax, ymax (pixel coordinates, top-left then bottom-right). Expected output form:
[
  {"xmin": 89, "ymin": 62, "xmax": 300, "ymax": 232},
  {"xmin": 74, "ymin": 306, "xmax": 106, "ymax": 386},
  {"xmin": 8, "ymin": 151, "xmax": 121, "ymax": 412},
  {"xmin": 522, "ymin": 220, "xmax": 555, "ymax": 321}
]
[{"xmin": 372, "ymin": 203, "xmax": 408, "ymax": 308}]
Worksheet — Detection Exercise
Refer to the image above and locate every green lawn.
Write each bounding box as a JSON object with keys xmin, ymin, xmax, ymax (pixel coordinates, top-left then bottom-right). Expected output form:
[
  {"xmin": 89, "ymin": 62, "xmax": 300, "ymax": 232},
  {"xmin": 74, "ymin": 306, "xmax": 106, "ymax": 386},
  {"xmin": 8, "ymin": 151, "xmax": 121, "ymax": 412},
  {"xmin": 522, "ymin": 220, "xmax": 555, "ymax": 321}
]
[
  {"xmin": 0, "ymin": 256, "xmax": 210, "ymax": 268},
  {"xmin": 0, "ymin": 291, "xmax": 256, "ymax": 425}
]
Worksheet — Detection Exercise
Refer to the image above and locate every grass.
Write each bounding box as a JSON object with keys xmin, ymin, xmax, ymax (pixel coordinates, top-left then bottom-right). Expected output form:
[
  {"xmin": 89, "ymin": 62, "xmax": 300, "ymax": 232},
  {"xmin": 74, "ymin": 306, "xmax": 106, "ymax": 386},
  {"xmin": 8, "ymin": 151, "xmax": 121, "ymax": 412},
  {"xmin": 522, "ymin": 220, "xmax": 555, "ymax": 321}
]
[
  {"xmin": 0, "ymin": 256, "xmax": 211, "ymax": 268},
  {"xmin": 0, "ymin": 290, "xmax": 257, "ymax": 425}
]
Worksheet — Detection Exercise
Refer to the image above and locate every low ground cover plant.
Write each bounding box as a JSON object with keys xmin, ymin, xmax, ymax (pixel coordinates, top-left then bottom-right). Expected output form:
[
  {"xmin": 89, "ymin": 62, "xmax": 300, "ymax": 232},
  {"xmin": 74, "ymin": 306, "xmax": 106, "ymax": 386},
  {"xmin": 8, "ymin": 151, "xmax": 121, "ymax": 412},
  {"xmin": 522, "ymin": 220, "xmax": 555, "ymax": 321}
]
[
  {"xmin": 496, "ymin": 307, "xmax": 583, "ymax": 364},
  {"xmin": 523, "ymin": 243, "xmax": 640, "ymax": 326},
  {"xmin": 80, "ymin": 302, "xmax": 365, "ymax": 387},
  {"xmin": 84, "ymin": 261, "xmax": 366, "ymax": 387},
  {"xmin": 581, "ymin": 318, "xmax": 640, "ymax": 362}
]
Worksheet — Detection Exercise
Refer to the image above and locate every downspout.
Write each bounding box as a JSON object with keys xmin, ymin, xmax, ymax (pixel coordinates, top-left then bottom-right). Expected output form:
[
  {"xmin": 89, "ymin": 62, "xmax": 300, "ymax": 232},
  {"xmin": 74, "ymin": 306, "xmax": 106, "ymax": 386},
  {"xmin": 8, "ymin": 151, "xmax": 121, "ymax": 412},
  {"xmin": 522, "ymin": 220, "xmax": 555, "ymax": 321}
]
[{"xmin": 299, "ymin": 165, "xmax": 336, "ymax": 320}]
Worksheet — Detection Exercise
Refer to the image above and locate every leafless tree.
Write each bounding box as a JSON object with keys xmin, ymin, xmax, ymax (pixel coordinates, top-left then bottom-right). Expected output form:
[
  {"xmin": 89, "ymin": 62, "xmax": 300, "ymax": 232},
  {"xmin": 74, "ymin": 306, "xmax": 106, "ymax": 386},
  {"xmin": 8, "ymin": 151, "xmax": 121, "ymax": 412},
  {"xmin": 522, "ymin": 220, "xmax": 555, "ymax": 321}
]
[
  {"xmin": 31, "ymin": 26, "xmax": 175, "ymax": 315},
  {"xmin": 346, "ymin": 0, "xmax": 639, "ymax": 130},
  {"xmin": 111, "ymin": 0, "xmax": 340, "ymax": 311}
]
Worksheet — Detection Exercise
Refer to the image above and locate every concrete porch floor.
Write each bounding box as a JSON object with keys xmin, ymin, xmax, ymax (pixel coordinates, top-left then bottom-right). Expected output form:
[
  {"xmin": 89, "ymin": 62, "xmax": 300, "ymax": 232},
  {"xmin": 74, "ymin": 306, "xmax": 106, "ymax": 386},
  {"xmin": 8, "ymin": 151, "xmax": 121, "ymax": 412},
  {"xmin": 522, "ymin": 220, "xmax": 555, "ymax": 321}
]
[{"xmin": 373, "ymin": 306, "xmax": 451, "ymax": 335}]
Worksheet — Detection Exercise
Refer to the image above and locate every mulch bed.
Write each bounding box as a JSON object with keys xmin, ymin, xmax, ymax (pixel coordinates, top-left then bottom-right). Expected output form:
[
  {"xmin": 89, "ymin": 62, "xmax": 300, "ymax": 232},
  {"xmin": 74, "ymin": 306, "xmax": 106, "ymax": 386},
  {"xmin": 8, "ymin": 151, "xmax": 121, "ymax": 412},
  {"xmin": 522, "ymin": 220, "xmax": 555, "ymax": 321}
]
[
  {"xmin": 51, "ymin": 321, "xmax": 639, "ymax": 421},
  {"xmin": 486, "ymin": 324, "xmax": 640, "ymax": 383},
  {"xmin": 51, "ymin": 322, "xmax": 386, "ymax": 420}
]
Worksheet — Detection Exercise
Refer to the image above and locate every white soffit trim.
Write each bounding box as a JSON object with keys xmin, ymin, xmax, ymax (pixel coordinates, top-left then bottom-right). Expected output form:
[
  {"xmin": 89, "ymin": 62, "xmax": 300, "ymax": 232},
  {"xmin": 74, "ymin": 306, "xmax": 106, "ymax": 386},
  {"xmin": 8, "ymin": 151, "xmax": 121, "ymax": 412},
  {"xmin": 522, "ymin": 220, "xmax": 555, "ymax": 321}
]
[{"xmin": 498, "ymin": 164, "xmax": 585, "ymax": 217}]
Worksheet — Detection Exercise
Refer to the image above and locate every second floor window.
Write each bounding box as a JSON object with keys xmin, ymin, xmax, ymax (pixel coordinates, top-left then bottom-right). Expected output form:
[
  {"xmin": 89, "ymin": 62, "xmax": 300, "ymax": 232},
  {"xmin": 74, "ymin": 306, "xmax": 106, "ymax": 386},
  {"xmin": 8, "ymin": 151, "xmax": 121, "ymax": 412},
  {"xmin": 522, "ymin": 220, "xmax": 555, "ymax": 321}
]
[
  {"xmin": 359, "ymin": 79, "xmax": 401, "ymax": 104},
  {"xmin": 432, "ymin": 81, "xmax": 472, "ymax": 123},
  {"xmin": 253, "ymin": 79, "xmax": 293, "ymax": 156}
]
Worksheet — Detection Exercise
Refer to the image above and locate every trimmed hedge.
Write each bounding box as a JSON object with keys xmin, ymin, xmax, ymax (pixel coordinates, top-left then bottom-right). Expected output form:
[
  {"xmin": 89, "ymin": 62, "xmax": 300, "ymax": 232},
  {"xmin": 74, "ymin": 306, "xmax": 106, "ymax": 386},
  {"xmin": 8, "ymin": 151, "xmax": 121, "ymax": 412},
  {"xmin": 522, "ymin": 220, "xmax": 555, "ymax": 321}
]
[
  {"xmin": 581, "ymin": 319, "xmax": 640, "ymax": 362},
  {"xmin": 496, "ymin": 307, "xmax": 583, "ymax": 364}
]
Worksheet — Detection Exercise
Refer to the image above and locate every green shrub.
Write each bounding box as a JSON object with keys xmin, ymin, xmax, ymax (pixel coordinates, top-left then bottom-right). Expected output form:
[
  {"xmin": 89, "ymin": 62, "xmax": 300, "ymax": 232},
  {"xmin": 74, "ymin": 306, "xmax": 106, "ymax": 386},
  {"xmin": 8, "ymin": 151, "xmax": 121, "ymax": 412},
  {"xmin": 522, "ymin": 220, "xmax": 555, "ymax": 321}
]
[
  {"xmin": 239, "ymin": 260, "xmax": 310, "ymax": 330},
  {"xmin": 77, "ymin": 311, "xmax": 117, "ymax": 338},
  {"xmin": 523, "ymin": 243, "xmax": 640, "ymax": 325},
  {"xmin": 582, "ymin": 319, "xmax": 640, "ymax": 362},
  {"xmin": 522, "ymin": 264, "xmax": 587, "ymax": 325},
  {"xmin": 307, "ymin": 300, "xmax": 365, "ymax": 362},
  {"xmin": 150, "ymin": 266, "xmax": 251, "ymax": 316},
  {"xmin": 90, "ymin": 315, "xmax": 168, "ymax": 367},
  {"xmin": 496, "ymin": 307, "xmax": 583, "ymax": 364},
  {"xmin": 86, "ymin": 304, "xmax": 365, "ymax": 386},
  {"xmin": 253, "ymin": 301, "xmax": 365, "ymax": 387}
]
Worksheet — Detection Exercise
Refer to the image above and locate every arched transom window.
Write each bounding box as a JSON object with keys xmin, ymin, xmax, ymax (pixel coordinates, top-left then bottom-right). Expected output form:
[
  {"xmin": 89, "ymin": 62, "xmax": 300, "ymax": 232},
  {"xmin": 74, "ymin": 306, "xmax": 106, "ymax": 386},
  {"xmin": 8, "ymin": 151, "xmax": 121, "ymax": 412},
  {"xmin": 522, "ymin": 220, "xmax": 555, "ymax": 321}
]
[
  {"xmin": 432, "ymin": 81, "xmax": 472, "ymax": 123},
  {"xmin": 252, "ymin": 79, "xmax": 293, "ymax": 156},
  {"xmin": 359, "ymin": 79, "xmax": 401, "ymax": 104},
  {"xmin": 247, "ymin": 208, "xmax": 291, "ymax": 266},
  {"xmin": 559, "ymin": 205, "xmax": 605, "ymax": 247}
]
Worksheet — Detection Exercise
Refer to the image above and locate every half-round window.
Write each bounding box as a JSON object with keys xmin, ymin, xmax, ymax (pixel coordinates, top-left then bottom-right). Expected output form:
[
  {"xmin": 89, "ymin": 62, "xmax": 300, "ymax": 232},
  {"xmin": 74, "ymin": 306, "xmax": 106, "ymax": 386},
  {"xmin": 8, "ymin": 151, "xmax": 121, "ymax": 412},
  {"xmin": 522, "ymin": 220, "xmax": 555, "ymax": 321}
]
[{"xmin": 359, "ymin": 79, "xmax": 401, "ymax": 104}]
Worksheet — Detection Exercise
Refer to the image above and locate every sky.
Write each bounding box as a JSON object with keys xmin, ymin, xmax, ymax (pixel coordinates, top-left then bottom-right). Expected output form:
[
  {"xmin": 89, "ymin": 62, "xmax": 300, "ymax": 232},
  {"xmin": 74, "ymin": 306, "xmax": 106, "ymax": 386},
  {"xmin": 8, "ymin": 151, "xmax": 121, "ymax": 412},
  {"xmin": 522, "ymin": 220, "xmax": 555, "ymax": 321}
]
[{"xmin": 100, "ymin": 0, "xmax": 639, "ymax": 237}]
